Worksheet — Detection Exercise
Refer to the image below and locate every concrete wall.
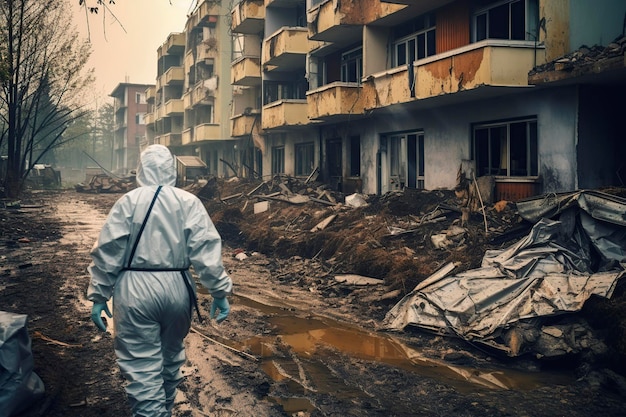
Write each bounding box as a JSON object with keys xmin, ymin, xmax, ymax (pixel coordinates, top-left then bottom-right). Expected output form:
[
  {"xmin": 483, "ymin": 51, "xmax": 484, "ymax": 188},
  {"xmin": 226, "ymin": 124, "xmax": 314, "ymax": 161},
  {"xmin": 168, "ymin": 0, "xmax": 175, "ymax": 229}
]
[{"xmin": 319, "ymin": 86, "xmax": 580, "ymax": 195}]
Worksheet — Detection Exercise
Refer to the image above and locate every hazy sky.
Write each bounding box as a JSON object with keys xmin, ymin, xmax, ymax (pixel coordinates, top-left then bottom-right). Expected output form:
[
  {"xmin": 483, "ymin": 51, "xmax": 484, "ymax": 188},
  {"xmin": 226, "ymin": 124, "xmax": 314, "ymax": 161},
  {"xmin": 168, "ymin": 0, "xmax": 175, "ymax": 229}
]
[{"xmin": 72, "ymin": 0, "xmax": 193, "ymax": 107}]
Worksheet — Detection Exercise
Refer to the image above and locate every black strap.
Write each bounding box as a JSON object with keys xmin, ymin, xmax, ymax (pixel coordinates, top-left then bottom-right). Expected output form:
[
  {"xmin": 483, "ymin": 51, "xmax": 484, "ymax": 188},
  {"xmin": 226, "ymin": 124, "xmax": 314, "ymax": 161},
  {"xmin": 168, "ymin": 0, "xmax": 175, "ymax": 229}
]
[
  {"xmin": 126, "ymin": 186, "xmax": 162, "ymax": 270},
  {"xmin": 123, "ymin": 185, "xmax": 204, "ymax": 322}
]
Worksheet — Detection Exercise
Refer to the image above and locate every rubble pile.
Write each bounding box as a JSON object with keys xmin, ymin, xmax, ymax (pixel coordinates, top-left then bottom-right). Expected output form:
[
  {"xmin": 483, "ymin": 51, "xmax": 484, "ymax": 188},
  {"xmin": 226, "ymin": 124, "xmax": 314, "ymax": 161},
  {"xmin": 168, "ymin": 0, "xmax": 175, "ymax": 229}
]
[
  {"xmin": 529, "ymin": 35, "xmax": 626, "ymax": 78},
  {"xmin": 75, "ymin": 172, "xmax": 135, "ymax": 194},
  {"xmin": 188, "ymin": 175, "xmax": 626, "ymax": 369},
  {"xmin": 191, "ymin": 174, "xmax": 526, "ymax": 298}
]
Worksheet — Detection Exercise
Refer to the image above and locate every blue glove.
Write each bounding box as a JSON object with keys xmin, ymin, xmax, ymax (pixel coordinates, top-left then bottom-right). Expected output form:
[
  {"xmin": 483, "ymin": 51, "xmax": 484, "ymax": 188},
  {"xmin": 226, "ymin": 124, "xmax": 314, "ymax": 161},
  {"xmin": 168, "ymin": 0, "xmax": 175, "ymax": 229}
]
[
  {"xmin": 210, "ymin": 297, "xmax": 230, "ymax": 323},
  {"xmin": 91, "ymin": 302, "xmax": 112, "ymax": 332}
]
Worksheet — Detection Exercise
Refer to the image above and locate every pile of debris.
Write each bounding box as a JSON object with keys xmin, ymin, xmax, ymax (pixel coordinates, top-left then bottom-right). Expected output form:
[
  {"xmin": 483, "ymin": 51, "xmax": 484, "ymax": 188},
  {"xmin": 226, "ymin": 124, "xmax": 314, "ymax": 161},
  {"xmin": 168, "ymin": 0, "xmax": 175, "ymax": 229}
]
[
  {"xmin": 529, "ymin": 34, "xmax": 626, "ymax": 82},
  {"xmin": 186, "ymin": 174, "xmax": 626, "ymax": 368},
  {"xmin": 75, "ymin": 172, "xmax": 135, "ymax": 194}
]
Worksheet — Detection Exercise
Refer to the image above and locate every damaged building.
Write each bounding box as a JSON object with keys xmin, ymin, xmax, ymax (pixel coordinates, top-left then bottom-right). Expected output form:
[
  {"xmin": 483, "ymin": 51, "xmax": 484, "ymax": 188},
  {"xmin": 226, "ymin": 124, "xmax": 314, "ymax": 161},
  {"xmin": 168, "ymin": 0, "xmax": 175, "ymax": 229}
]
[{"xmin": 140, "ymin": 0, "xmax": 626, "ymax": 201}]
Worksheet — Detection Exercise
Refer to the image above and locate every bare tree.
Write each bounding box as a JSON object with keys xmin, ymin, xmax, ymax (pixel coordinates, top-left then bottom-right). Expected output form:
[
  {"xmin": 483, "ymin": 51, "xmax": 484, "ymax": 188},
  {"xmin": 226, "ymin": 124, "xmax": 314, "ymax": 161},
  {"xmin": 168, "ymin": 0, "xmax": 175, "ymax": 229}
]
[{"xmin": 0, "ymin": 0, "xmax": 94, "ymax": 198}]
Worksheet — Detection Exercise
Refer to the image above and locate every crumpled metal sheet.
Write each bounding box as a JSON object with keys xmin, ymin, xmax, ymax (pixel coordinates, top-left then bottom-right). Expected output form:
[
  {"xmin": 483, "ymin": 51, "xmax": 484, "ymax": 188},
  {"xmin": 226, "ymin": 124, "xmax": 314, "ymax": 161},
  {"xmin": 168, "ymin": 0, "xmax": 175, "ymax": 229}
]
[{"xmin": 383, "ymin": 190, "xmax": 626, "ymax": 355}]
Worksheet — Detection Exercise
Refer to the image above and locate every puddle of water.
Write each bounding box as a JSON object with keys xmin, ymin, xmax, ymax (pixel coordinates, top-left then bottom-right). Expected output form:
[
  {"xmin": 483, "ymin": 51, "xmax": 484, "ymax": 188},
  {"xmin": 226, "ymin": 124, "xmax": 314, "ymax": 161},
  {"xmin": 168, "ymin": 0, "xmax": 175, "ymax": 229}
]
[{"xmin": 216, "ymin": 293, "xmax": 576, "ymax": 413}]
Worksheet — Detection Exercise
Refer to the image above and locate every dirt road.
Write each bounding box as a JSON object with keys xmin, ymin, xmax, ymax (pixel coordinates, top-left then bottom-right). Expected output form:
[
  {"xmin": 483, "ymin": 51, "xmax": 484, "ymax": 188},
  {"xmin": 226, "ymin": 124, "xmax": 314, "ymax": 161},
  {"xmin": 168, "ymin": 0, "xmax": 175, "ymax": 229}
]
[{"xmin": 2, "ymin": 190, "xmax": 625, "ymax": 417}]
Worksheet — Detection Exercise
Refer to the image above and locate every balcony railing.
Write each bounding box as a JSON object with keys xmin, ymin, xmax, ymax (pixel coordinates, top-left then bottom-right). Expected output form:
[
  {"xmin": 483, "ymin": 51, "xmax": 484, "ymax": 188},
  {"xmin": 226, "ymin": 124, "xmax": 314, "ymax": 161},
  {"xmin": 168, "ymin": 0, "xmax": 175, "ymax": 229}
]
[
  {"xmin": 231, "ymin": 111, "xmax": 261, "ymax": 137},
  {"xmin": 160, "ymin": 133, "xmax": 182, "ymax": 147},
  {"xmin": 306, "ymin": 82, "xmax": 365, "ymax": 121},
  {"xmin": 261, "ymin": 99, "xmax": 308, "ymax": 130},
  {"xmin": 231, "ymin": 0, "xmax": 265, "ymax": 34},
  {"xmin": 164, "ymin": 99, "xmax": 184, "ymax": 116},
  {"xmin": 196, "ymin": 123, "xmax": 223, "ymax": 141},
  {"xmin": 146, "ymin": 86, "xmax": 156, "ymax": 103},
  {"xmin": 362, "ymin": 40, "xmax": 545, "ymax": 110},
  {"xmin": 187, "ymin": 0, "xmax": 220, "ymax": 30},
  {"xmin": 262, "ymin": 27, "xmax": 319, "ymax": 71},
  {"xmin": 145, "ymin": 112, "xmax": 155, "ymax": 126},
  {"xmin": 165, "ymin": 33, "xmax": 185, "ymax": 55},
  {"xmin": 231, "ymin": 56, "xmax": 261, "ymax": 86},
  {"xmin": 161, "ymin": 66, "xmax": 184, "ymax": 86}
]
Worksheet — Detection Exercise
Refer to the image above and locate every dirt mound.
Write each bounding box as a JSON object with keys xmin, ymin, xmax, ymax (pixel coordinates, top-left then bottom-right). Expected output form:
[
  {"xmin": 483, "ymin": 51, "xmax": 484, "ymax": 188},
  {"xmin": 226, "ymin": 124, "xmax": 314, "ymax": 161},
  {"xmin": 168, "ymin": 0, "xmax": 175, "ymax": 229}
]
[{"xmin": 186, "ymin": 177, "xmax": 626, "ymax": 374}]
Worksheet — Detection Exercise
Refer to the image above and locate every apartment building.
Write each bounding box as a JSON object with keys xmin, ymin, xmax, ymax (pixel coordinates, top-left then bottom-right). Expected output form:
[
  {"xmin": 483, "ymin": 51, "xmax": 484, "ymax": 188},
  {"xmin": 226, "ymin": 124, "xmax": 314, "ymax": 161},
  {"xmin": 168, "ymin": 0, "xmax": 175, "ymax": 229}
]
[
  {"xmin": 110, "ymin": 82, "xmax": 152, "ymax": 174},
  {"xmin": 231, "ymin": 0, "xmax": 626, "ymax": 200},
  {"xmin": 146, "ymin": 1, "xmax": 237, "ymax": 178}
]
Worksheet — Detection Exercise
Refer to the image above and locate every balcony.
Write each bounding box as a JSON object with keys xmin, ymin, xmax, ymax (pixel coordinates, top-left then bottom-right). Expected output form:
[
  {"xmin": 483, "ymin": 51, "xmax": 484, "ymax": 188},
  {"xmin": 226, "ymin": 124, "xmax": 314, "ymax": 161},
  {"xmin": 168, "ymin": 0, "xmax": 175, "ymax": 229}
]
[
  {"xmin": 306, "ymin": 82, "xmax": 366, "ymax": 122},
  {"xmin": 146, "ymin": 86, "xmax": 156, "ymax": 103},
  {"xmin": 145, "ymin": 112, "xmax": 155, "ymax": 126},
  {"xmin": 182, "ymin": 124, "xmax": 224, "ymax": 145},
  {"xmin": 165, "ymin": 33, "xmax": 185, "ymax": 55},
  {"xmin": 164, "ymin": 99, "xmax": 184, "ymax": 116},
  {"xmin": 363, "ymin": 40, "xmax": 544, "ymax": 110},
  {"xmin": 231, "ymin": 111, "xmax": 261, "ymax": 138},
  {"xmin": 231, "ymin": 56, "xmax": 261, "ymax": 86},
  {"xmin": 159, "ymin": 133, "xmax": 182, "ymax": 147},
  {"xmin": 262, "ymin": 27, "xmax": 319, "ymax": 71},
  {"xmin": 187, "ymin": 0, "xmax": 220, "ymax": 30},
  {"xmin": 307, "ymin": 0, "xmax": 362, "ymax": 44},
  {"xmin": 231, "ymin": 0, "xmax": 265, "ymax": 34},
  {"xmin": 184, "ymin": 82, "xmax": 215, "ymax": 108},
  {"xmin": 261, "ymin": 99, "xmax": 308, "ymax": 130},
  {"xmin": 160, "ymin": 66, "xmax": 184, "ymax": 86}
]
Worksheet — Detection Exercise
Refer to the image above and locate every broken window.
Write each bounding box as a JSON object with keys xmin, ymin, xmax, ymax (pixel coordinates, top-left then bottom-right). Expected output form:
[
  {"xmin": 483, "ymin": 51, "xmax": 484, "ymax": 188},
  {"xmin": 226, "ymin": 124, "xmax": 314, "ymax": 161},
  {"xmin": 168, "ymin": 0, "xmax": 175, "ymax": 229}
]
[
  {"xmin": 474, "ymin": 0, "xmax": 539, "ymax": 42},
  {"xmin": 271, "ymin": 146, "xmax": 285, "ymax": 175},
  {"xmin": 295, "ymin": 142, "xmax": 315, "ymax": 176},
  {"xmin": 341, "ymin": 47, "xmax": 363, "ymax": 83},
  {"xmin": 473, "ymin": 118, "xmax": 538, "ymax": 177},
  {"xmin": 393, "ymin": 13, "xmax": 436, "ymax": 67}
]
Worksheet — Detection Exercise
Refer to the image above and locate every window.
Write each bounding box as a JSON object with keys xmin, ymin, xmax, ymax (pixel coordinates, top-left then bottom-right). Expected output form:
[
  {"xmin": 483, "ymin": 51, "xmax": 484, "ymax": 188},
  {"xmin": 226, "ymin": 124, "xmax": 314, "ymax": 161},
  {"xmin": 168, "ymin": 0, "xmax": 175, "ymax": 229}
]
[
  {"xmin": 473, "ymin": 118, "xmax": 538, "ymax": 177},
  {"xmin": 387, "ymin": 132, "xmax": 425, "ymax": 189},
  {"xmin": 474, "ymin": 0, "xmax": 539, "ymax": 42},
  {"xmin": 295, "ymin": 142, "xmax": 315, "ymax": 176},
  {"xmin": 263, "ymin": 78, "xmax": 308, "ymax": 105},
  {"xmin": 135, "ymin": 113, "xmax": 145, "ymax": 125},
  {"xmin": 271, "ymin": 146, "xmax": 285, "ymax": 175},
  {"xmin": 136, "ymin": 92, "xmax": 142, "ymax": 103},
  {"xmin": 393, "ymin": 13, "xmax": 436, "ymax": 67},
  {"xmin": 341, "ymin": 48, "xmax": 363, "ymax": 83}
]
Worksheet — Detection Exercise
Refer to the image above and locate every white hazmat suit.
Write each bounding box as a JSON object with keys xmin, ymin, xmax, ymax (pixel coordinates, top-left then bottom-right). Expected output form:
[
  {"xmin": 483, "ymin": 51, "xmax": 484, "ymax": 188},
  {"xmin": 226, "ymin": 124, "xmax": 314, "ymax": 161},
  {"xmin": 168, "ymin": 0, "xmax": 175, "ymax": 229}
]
[{"xmin": 87, "ymin": 144, "xmax": 232, "ymax": 417}]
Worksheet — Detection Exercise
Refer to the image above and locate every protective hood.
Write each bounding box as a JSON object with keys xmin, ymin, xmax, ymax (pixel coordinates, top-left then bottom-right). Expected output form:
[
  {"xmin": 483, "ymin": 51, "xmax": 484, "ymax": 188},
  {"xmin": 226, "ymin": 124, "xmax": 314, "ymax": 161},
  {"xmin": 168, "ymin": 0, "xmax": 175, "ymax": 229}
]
[{"xmin": 136, "ymin": 144, "xmax": 177, "ymax": 187}]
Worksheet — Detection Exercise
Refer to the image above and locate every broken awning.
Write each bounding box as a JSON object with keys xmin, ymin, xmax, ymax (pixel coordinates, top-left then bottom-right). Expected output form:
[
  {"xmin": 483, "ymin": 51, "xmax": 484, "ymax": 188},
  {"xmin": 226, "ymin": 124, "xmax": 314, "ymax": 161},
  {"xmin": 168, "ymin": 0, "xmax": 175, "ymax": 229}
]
[{"xmin": 382, "ymin": 190, "xmax": 626, "ymax": 355}]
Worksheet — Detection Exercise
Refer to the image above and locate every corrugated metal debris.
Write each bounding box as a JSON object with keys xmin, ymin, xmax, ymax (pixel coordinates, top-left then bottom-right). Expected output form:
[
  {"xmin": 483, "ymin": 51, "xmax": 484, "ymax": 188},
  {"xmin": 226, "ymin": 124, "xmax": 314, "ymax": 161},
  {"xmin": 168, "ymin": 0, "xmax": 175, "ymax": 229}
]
[{"xmin": 383, "ymin": 190, "xmax": 626, "ymax": 357}]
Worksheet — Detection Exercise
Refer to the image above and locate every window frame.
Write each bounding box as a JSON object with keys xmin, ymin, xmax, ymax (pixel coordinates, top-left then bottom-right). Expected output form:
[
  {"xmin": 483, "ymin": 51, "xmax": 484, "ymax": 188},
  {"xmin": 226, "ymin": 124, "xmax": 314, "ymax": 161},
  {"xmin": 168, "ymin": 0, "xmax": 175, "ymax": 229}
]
[
  {"xmin": 472, "ymin": 117, "xmax": 538, "ymax": 178},
  {"xmin": 295, "ymin": 142, "xmax": 315, "ymax": 177},
  {"xmin": 341, "ymin": 47, "xmax": 363, "ymax": 83},
  {"xmin": 473, "ymin": 0, "xmax": 539, "ymax": 42},
  {"xmin": 387, "ymin": 131, "xmax": 425, "ymax": 189},
  {"xmin": 271, "ymin": 146, "xmax": 285, "ymax": 175},
  {"xmin": 392, "ymin": 14, "xmax": 436, "ymax": 67}
]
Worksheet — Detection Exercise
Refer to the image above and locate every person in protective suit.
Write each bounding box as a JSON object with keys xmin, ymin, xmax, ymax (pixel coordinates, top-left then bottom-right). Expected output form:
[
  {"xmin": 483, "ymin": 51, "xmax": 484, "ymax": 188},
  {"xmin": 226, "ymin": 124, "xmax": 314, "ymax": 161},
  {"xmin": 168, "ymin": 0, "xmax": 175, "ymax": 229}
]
[{"xmin": 87, "ymin": 144, "xmax": 232, "ymax": 417}]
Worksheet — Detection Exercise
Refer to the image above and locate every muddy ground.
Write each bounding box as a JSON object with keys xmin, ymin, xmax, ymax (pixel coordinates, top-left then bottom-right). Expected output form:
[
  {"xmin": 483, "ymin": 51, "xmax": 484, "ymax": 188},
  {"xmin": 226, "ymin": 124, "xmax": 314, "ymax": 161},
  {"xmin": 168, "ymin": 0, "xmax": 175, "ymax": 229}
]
[{"xmin": 2, "ymin": 185, "xmax": 626, "ymax": 417}]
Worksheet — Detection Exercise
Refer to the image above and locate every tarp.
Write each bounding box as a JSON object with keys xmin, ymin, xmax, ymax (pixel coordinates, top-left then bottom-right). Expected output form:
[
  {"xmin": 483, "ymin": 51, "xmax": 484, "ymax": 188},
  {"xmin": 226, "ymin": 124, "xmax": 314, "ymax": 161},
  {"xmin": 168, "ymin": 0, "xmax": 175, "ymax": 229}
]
[
  {"xmin": 0, "ymin": 311, "xmax": 45, "ymax": 417},
  {"xmin": 383, "ymin": 190, "xmax": 626, "ymax": 356}
]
